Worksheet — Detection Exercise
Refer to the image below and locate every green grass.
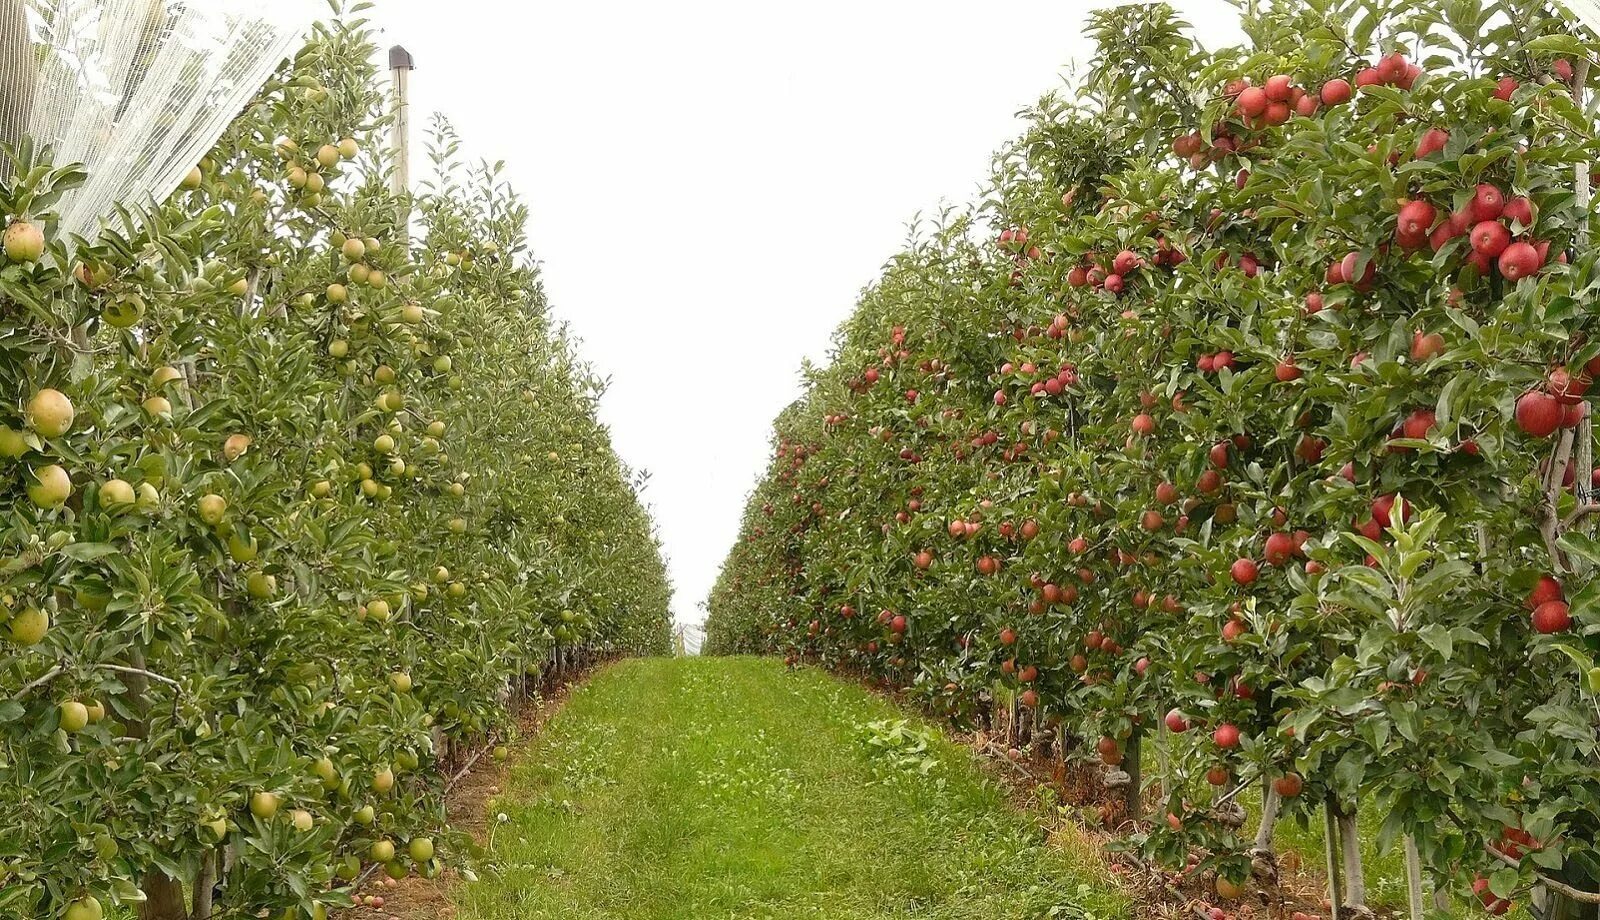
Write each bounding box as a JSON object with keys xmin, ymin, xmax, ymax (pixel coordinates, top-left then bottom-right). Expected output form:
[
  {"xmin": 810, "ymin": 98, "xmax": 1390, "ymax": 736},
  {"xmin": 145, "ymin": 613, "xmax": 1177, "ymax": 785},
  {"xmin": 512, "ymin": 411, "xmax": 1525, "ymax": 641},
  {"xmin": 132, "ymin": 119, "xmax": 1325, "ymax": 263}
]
[{"xmin": 455, "ymin": 656, "xmax": 1129, "ymax": 920}]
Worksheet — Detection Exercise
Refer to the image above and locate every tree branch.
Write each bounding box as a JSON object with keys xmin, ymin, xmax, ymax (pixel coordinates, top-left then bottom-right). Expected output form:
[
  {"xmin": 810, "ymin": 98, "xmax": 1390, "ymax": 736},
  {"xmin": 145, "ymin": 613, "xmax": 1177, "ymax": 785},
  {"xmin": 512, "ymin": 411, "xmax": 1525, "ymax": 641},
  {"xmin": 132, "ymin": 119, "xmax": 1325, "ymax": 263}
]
[
  {"xmin": 1485, "ymin": 843, "xmax": 1600, "ymax": 904},
  {"xmin": 8, "ymin": 665, "xmax": 63, "ymax": 701},
  {"xmin": 1563, "ymin": 503, "xmax": 1600, "ymax": 529},
  {"xmin": 100, "ymin": 663, "xmax": 181, "ymax": 690}
]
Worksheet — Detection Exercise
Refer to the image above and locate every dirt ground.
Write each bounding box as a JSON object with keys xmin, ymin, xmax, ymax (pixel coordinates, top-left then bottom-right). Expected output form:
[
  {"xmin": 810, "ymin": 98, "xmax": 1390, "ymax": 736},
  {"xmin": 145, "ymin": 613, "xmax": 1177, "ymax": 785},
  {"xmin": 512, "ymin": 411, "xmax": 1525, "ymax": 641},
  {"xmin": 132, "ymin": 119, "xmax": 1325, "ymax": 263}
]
[{"xmin": 333, "ymin": 669, "xmax": 593, "ymax": 920}]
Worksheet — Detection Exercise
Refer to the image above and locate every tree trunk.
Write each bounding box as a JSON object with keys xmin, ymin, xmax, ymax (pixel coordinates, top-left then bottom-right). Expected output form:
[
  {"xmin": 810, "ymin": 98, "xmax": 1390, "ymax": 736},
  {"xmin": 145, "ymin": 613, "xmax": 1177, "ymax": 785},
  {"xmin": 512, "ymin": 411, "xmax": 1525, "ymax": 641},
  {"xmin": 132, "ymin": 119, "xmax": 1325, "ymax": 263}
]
[
  {"xmin": 140, "ymin": 870, "xmax": 186, "ymax": 920},
  {"xmin": 1402, "ymin": 835, "xmax": 1425, "ymax": 920},
  {"xmin": 1324, "ymin": 800, "xmax": 1345, "ymax": 920},
  {"xmin": 1123, "ymin": 728, "xmax": 1142, "ymax": 818},
  {"xmin": 190, "ymin": 849, "xmax": 216, "ymax": 920},
  {"xmin": 1335, "ymin": 802, "xmax": 1366, "ymax": 907},
  {"xmin": 1254, "ymin": 783, "xmax": 1280, "ymax": 852}
]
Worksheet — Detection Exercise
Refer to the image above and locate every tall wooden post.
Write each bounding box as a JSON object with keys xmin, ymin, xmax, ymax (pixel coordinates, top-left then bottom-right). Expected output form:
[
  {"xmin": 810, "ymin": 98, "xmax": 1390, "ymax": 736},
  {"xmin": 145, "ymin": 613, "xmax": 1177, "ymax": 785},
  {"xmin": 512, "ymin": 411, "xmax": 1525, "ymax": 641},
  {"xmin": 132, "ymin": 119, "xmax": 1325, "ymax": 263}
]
[{"xmin": 388, "ymin": 45, "xmax": 414, "ymax": 237}]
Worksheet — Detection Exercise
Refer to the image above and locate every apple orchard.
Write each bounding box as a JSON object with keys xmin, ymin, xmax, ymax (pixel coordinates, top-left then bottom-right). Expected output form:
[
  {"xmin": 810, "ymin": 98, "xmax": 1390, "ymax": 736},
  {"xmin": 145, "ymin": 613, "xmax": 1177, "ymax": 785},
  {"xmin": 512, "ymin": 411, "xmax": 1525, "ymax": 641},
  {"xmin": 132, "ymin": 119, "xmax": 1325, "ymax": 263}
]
[
  {"xmin": 0, "ymin": 8, "xmax": 670, "ymax": 920},
  {"xmin": 708, "ymin": 0, "xmax": 1600, "ymax": 914}
]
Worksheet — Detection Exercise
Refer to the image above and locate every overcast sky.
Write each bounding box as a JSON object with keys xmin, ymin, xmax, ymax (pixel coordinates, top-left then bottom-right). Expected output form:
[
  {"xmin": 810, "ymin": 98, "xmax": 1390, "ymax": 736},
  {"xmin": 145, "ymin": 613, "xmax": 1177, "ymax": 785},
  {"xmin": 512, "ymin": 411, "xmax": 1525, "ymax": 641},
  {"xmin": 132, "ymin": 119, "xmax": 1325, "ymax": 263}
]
[{"xmin": 367, "ymin": 0, "xmax": 1245, "ymax": 631}]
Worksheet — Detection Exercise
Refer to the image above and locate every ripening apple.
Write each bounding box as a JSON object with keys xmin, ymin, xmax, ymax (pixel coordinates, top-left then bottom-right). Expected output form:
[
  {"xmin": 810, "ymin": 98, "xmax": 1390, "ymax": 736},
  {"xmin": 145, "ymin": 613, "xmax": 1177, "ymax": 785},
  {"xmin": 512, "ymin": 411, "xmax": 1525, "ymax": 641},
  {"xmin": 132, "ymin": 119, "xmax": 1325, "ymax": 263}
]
[
  {"xmin": 245, "ymin": 572, "xmax": 277, "ymax": 599},
  {"xmin": 64, "ymin": 896, "xmax": 103, "ymax": 920},
  {"xmin": 1470, "ymin": 184, "xmax": 1506, "ymax": 222},
  {"xmin": 1498, "ymin": 241, "xmax": 1542, "ymax": 280},
  {"xmin": 372, "ymin": 766, "xmax": 397, "ymax": 794},
  {"xmin": 27, "ymin": 464, "xmax": 72, "ymax": 508},
  {"xmin": 1397, "ymin": 199, "xmax": 1436, "ymax": 237},
  {"xmin": 1273, "ymin": 772, "xmax": 1304, "ymax": 798},
  {"xmin": 8, "ymin": 606, "xmax": 48, "ymax": 646},
  {"xmin": 58, "ymin": 700, "xmax": 89, "ymax": 732},
  {"xmin": 1527, "ymin": 575, "xmax": 1563, "ymax": 609},
  {"xmin": 100, "ymin": 478, "xmax": 135, "ymax": 509},
  {"xmin": 0, "ymin": 425, "xmax": 26, "ymax": 459},
  {"xmin": 198, "ymin": 494, "xmax": 227, "ymax": 525},
  {"xmin": 26, "ymin": 388, "xmax": 74, "ymax": 438},
  {"xmin": 222, "ymin": 433, "xmax": 252, "ymax": 462},
  {"xmin": 4, "ymin": 220, "xmax": 45, "ymax": 262},
  {"xmin": 249, "ymin": 791, "xmax": 281, "ymax": 819}
]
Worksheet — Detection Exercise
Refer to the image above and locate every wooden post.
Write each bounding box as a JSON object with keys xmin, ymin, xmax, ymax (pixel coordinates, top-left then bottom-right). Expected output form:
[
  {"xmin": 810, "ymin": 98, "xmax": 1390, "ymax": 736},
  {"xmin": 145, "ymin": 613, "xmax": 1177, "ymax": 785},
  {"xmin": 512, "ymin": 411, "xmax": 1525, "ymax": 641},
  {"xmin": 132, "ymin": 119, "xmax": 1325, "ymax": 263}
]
[{"xmin": 388, "ymin": 45, "xmax": 415, "ymax": 236}]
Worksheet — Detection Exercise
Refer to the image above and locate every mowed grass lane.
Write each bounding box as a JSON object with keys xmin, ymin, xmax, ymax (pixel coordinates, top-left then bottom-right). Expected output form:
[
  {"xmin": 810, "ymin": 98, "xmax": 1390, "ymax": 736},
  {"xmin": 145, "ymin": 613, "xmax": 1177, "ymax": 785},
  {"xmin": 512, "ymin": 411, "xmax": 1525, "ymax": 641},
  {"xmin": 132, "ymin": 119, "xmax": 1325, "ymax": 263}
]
[{"xmin": 453, "ymin": 656, "xmax": 1128, "ymax": 920}]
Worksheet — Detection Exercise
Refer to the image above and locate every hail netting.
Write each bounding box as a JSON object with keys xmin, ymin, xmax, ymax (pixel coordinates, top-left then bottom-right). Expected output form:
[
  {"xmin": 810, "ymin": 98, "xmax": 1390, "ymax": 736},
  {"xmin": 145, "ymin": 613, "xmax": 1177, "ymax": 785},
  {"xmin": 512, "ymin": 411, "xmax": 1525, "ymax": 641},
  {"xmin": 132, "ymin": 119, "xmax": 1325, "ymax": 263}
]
[
  {"xmin": 1558, "ymin": 0, "xmax": 1600, "ymax": 37},
  {"xmin": 0, "ymin": 0, "xmax": 319, "ymax": 243}
]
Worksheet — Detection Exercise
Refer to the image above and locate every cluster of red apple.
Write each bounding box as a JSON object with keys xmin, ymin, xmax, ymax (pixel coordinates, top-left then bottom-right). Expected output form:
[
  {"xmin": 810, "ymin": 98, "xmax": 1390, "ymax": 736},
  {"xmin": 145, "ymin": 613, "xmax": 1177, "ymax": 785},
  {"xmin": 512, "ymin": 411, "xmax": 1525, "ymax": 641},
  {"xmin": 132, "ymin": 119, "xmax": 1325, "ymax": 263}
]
[
  {"xmin": 994, "ymin": 358, "xmax": 1079, "ymax": 404},
  {"xmin": 1515, "ymin": 360, "xmax": 1595, "ymax": 438},
  {"xmin": 1474, "ymin": 876, "xmax": 1514, "ymax": 915},
  {"xmin": 1170, "ymin": 60, "xmax": 1365, "ymax": 171},
  {"xmin": 997, "ymin": 226, "xmax": 1041, "ymax": 261},
  {"xmin": 1195, "ymin": 350, "xmax": 1238, "ymax": 375},
  {"xmin": 1397, "ymin": 182, "xmax": 1548, "ymax": 280},
  {"xmin": 1527, "ymin": 574, "xmax": 1572, "ymax": 634},
  {"xmin": 1064, "ymin": 247, "xmax": 1170, "ymax": 297}
]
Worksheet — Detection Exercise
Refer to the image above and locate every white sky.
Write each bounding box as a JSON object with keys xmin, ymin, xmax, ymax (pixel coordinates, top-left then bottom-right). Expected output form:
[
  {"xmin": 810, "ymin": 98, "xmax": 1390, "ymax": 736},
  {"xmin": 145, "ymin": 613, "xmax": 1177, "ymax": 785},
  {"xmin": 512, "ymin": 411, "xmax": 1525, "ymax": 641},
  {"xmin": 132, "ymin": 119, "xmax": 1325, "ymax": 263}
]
[{"xmin": 367, "ymin": 0, "xmax": 1245, "ymax": 632}]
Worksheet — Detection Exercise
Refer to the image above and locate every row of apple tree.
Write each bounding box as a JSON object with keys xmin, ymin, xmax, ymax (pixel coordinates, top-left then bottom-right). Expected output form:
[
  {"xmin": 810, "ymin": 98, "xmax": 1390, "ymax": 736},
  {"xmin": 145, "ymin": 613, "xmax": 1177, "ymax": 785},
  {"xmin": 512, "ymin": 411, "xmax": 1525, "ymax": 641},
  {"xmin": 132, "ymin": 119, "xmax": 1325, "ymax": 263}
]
[
  {"xmin": 707, "ymin": 0, "xmax": 1600, "ymax": 914},
  {"xmin": 0, "ymin": 7, "xmax": 670, "ymax": 920}
]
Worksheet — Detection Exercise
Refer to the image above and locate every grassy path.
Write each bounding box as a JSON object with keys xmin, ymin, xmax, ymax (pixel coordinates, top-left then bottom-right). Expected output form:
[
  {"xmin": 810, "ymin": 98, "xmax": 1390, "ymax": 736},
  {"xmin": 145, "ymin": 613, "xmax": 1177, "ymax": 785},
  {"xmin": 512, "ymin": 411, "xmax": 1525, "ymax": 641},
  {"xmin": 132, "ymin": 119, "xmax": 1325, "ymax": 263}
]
[{"xmin": 453, "ymin": 657, "xmax": 1127, "ymax": 920}]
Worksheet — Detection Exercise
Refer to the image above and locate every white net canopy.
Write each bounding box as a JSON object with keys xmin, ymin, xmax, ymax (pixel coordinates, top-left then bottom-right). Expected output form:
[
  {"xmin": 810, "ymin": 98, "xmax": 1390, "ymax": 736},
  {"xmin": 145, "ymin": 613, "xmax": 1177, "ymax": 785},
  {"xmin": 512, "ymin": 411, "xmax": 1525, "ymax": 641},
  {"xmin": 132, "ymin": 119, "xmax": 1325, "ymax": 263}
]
[
  {"xmin": 0, "ymin": 0, "xmax": 320, "ymax": 242},
  {"xmin": 1560, "ymin": 0, "xmax": 1600, "ymax": 36}
]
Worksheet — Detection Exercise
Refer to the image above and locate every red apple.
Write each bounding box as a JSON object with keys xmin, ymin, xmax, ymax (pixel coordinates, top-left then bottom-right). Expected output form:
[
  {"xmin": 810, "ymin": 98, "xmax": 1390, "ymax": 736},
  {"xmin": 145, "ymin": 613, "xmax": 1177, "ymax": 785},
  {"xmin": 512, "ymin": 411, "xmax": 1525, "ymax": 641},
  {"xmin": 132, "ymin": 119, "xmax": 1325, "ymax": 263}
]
[
  {"xmin": 1498, "ymin": 241, "xmax": 1541, "ymax": 280},
  {"xmin": 1230, "ymin": 558, "xmax": 1259, "ymax": 585},
  {"xmin": 1515, "ymin": 390, "xmax": 1562, "ymax": 437},
  {"xmin": 1532, "ymin": 600, "xmax": 1572, "ymax": 634},
  {"xmin": 1213, "ymin": 723, "xmax": 1241, "ymax": 749},
  {"xmin": 1397, "ymin": 199, "xmax": 1436, "ymax": 236},
  {"xmin": 1415, "ymin": 127, "xmax": 1449, "ymax": 158},
  {"xmin": 1273, "ymin": 772, "xmax": 1304, "ymax": 798},
  {"xmin": 1528, "ymin": 575, "xmax": 1564, "ymax": 609},
  {"xmin": 1470, "ymin": 220, "xmax": 1511, "ymax": 257},
  {"xmin": 1470, "ymin": 184, "xmax": 1506, "ymax": 222},
  {"xmin": 1321, "ymin": 78, "xmax": 1352, "ymax": 104}
]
